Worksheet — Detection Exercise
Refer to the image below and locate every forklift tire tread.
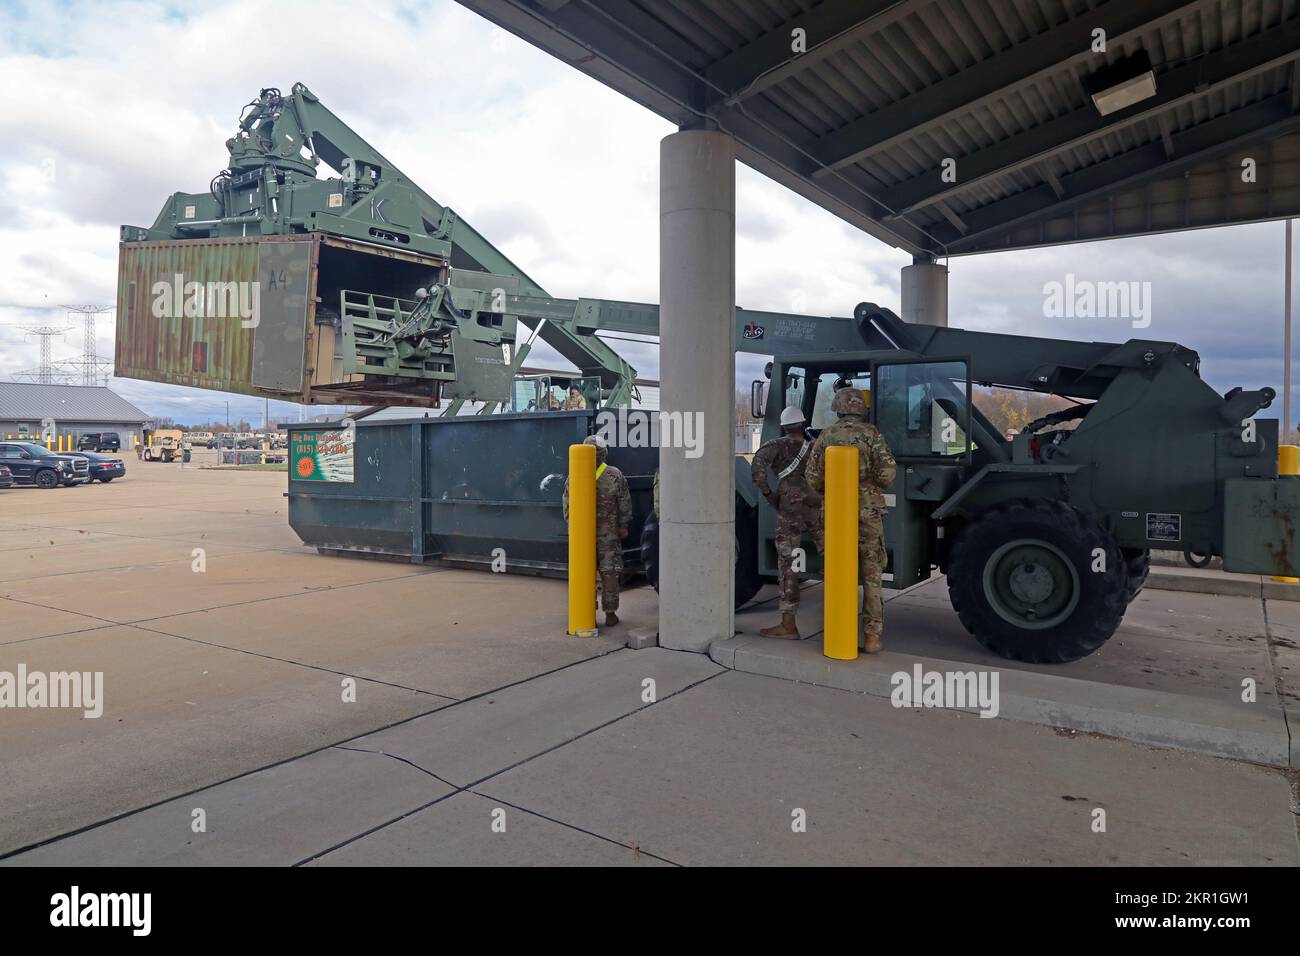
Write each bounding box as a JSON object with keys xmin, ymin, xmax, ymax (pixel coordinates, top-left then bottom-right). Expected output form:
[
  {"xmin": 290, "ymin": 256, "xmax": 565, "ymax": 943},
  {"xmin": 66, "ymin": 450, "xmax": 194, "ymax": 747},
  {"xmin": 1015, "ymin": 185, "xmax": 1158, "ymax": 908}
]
[
  {"xmin": 1122, "ymin": 548, "xmax": 1150, "ymax": 603},
  {"xmin": 947, "ymin": 498, "xmax": 1128, "ymax": 663},
  {"xmin": 643, "ymin": 498, "xmax": 763, "ymax": 609}
]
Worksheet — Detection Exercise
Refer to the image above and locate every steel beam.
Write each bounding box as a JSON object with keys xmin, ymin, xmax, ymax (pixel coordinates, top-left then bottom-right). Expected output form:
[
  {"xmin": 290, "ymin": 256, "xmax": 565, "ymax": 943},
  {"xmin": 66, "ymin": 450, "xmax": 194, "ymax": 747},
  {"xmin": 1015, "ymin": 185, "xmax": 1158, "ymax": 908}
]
[
  {"xmin": 936, "ymin": 94, "xmax": 1300, "ymax": 253},
  {"xmin": 878, "ymin": 20, "xmax": 1300, "ymax": 217},
  {"xmin": 702, "ymin": 0, "xmax": 920, "ymax": 106},
  {"xmin": 811, "ymin": 0, "xmax": 1209, "ymax": 176}
]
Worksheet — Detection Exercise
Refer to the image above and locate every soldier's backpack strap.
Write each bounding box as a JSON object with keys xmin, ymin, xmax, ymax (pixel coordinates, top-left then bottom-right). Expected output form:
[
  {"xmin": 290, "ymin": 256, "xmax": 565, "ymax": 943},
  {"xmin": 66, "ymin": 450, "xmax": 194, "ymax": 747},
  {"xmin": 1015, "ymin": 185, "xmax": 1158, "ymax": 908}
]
[
  {"xmin": 776, "ymin": 440, "xmax": 810, "ymax": 481},
  {"xmin": 596, "ymin": 463, "xmax": 607, "ymax": 480}
]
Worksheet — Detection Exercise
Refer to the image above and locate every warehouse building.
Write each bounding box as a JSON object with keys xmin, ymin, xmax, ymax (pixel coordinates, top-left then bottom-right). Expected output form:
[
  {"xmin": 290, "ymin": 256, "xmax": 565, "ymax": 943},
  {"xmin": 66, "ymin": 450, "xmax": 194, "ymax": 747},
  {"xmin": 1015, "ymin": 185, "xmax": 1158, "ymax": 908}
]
[{"xmin": 0, "ymin": 382, "xmax": 151, "ymax": 450}]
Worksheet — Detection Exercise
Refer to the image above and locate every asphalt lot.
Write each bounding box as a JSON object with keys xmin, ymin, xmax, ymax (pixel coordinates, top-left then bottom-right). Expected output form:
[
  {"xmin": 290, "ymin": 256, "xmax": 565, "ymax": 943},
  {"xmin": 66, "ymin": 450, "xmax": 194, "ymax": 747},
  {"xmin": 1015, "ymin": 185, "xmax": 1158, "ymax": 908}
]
[{"xmin": 1, "ymin": 453, "xmax": 1297, "ymax": 865}]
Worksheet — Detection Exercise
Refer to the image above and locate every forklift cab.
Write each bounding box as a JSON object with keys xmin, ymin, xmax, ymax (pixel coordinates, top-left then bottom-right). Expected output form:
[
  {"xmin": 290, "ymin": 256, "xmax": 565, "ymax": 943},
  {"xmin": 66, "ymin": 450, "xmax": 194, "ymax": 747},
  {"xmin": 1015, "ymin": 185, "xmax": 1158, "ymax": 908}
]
[
  {"xmin": 509, "ymin": 374, "xmax": 602, "ymax": 412},
  {"xmin": 750, "ymin": 352, "xmax": 973, "ymax": 590}
]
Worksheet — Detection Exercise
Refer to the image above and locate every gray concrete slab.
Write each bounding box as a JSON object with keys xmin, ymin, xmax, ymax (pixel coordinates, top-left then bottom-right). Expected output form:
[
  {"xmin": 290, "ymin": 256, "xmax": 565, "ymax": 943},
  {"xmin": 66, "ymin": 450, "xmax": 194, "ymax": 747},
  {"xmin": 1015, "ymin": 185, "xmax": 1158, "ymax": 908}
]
[
  {"xmin": 0, "ymin": 625, "xmax": 436, "ymax": 854},
  {"xmin": 0, "ymin": 597, "xmax": 106, "ymax": 644},
  {"xmin": 4, "ymin": 747, "xmax": 448, "ymax": 867},
  {"xmin": 481, "ymin": 670, "xmax": 1298, "ymax": 865},
  {"xmin": 142, "ymin": 572, "xmax": 660, "ymax": 700},
  {"xmin": 0, "ymin": 526, "xmax": 141, "ymax": 553},
  {"xmin": 711, "ymin": 634, "xmax": 1289, "ymax": 765},
  {"xmin": 349, "ymin": 647, "xmax": 722, "ymax": 785},
  {"xmin": 742, "ymin": 577, "xmax": 1278, "ymax": 705},
  {"xmin": 1263, "ymin": 599, "xmax": 1300, "ymax": 764},
  {"xmin": 0, "ymin": 535, "xmax": 261, "ymax": 585},
  {"xmin": 308, "ymin": 791, "xmax": 668, "ymax": 867},
  {"xmin": 4, "ymin": 549, "xmax": 424, "ymax": 624}
]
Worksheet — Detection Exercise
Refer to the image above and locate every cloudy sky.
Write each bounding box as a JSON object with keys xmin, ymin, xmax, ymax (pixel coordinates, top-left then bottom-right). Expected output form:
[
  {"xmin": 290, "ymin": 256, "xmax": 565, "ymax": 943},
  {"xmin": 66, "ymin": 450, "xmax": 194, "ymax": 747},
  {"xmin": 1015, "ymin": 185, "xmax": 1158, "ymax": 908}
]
[{"xmin": 0, "ymin": 0, "xmax": 1295, "ymax": 425}]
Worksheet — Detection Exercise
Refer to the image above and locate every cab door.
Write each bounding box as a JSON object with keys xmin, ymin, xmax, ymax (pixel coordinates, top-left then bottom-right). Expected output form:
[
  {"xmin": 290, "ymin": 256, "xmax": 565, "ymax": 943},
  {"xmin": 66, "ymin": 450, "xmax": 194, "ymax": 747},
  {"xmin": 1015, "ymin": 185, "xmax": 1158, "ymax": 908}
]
[{"xmin": 869, "ymin": 357, "xmax": 973, "ymax": 588}]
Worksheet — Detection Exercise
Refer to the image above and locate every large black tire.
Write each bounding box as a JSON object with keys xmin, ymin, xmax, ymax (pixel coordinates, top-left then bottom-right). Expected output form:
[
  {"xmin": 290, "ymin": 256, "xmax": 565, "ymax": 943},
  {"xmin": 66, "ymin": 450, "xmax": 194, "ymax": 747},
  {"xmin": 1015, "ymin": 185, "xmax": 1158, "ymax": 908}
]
[
  {"xmin": 1122, "ymin": 548, "xmax": 1150, "ymax": 603},
  {"xmin": 640, "ymin": 512, "xmax": 659, "ymax": 591},
  {"xmin": 947, "ymin": 498, "xmax": 1128, "ymax": 663},
  {"xmin": 642, "ymin": 498, "xmax": 763, "ymax": 609},
  {"xmin": 34, "ymin": 469, "xmax": 59, "ymax": 489},
  {"xmin": 734, "ymin": 499, "xmax": 762, "ymax": 608}
]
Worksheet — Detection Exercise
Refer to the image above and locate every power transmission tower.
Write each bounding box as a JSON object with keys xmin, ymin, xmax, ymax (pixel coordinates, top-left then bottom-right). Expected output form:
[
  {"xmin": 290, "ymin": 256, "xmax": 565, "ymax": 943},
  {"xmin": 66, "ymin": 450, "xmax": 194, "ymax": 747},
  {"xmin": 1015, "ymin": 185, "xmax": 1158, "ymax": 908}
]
[
  {"xmin": 13, "ymin": 325, "xmax": 75, "ymax": 384},
  {"xmin": 58, "ymin": 304, "xmax": 113, "ymax": 386}
]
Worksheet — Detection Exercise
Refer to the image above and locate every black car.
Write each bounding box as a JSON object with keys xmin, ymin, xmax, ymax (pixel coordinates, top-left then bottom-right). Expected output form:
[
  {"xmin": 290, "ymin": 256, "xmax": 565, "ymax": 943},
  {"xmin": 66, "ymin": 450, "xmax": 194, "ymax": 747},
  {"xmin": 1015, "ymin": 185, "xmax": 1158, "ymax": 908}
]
[
  {"xmin": 65, "ymin": 451, "xmax": 127, "ymax": 483},
  {"xmin": 0, "ymin": 441, "xmax": 81, "ymax": 488},
  {"xmin": 78, "ymin": 432, "xmax": 121, "ymax": 452}
]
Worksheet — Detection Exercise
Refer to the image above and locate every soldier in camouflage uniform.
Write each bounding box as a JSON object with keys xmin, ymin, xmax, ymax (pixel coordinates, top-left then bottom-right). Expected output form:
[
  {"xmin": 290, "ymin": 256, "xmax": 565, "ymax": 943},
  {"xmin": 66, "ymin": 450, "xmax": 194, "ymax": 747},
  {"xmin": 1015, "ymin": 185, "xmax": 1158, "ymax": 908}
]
[
  {"xmin": 806, "ymin": 387, "xmax": 897, "ymax": 653},
  {"xmin": 563, "ymin": 386, "xmax": 588, "ymax": 410},
  {"xmin": 563, "ymin": 435, "xmax": 631, "ymax": 626},
  {"xmin": 751, "ymin": 406, "xmax": 822, "ymax": 638}
]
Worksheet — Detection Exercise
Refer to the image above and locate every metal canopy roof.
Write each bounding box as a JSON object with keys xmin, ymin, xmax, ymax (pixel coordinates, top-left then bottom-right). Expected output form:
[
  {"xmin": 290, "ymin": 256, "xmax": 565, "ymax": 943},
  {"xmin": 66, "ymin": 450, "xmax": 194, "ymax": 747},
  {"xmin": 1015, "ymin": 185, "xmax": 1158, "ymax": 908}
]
[{"xmin": 456, "ymin": 0, "xmax": 1300, "ymax": 257}]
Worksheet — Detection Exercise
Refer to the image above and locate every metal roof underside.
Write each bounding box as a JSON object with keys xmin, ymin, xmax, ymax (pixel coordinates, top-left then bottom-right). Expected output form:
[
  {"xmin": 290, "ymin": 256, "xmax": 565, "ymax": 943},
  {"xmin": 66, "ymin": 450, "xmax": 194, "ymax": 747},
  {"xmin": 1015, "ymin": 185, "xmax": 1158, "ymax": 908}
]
[
  {"xmin": 0, "ymin": 383, "xmax": 151, "ymax": 423},
  {"xmin": 456, "ymin": 0, "xmax": 1300, "ymax": 257}
]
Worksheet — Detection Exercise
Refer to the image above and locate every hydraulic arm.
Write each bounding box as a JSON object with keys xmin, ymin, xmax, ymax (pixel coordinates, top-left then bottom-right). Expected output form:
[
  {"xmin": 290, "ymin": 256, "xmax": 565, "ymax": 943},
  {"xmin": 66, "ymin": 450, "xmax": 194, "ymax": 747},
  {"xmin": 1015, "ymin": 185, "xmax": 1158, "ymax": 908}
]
[{"xmin": 121, "ymin": 83, "xmax": 637, "ymax": 406}]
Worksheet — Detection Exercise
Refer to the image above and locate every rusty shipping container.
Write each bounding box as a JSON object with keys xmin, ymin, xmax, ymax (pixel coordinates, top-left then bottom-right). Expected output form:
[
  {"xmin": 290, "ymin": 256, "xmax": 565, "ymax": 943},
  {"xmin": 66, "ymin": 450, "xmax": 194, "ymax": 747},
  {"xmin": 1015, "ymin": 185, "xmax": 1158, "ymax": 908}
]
[{"xmin": 115, "ymin": 234, "xmax": 448, "ymax": 406}]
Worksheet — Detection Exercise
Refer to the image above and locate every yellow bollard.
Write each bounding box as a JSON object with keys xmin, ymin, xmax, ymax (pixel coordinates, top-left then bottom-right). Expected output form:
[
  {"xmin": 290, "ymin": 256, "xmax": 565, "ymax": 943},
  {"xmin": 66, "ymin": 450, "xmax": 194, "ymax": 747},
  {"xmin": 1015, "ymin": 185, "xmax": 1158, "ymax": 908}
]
[
  {"xmin": 1274, "ymin": 445, "xmax": 1300, "ymax": 583},
  {"xmin": 567, "ymin": 443, "xmax": 598, "ymax": 637},
  {"xmin": 824, "ymin": 445, "xmax": 859, "ymax": 660}
]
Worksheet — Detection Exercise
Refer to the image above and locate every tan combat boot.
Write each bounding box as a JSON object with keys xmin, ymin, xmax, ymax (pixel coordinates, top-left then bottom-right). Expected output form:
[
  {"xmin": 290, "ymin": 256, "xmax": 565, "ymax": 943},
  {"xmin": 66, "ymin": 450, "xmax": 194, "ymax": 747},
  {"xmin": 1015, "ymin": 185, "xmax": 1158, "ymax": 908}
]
[
  {"xmin": 860, "ymin": 625, "xmax": 883, "ymax": 654},
  {"xmin": 760, "ymin": 613, "xmax": 801, "ymax": 639}
]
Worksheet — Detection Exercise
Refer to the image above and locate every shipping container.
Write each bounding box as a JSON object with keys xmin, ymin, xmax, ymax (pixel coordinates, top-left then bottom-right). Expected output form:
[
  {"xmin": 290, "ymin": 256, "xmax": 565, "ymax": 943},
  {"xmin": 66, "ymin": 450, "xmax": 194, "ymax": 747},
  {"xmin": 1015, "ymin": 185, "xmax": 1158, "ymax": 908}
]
[{"xmin": 115, "ymin": 234, "xmax": 448, "ymax": 406}]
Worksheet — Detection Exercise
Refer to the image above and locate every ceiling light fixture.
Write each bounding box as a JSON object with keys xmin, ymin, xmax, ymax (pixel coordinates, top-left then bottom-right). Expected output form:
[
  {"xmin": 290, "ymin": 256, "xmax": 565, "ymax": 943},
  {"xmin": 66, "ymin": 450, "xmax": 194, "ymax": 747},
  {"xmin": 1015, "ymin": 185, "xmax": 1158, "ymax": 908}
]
[{"xmin": 1085, "ymin": 50, "xmax": 1157, "ymax": 116}]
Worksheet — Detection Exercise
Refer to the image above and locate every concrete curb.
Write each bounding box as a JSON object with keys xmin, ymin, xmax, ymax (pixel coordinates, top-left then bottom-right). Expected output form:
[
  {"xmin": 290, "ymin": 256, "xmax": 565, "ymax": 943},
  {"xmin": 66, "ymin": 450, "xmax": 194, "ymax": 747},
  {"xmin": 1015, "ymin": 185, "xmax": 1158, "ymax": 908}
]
[
  {"xmin": 709, "ymin": 636, "xmax": 1294, "ymax": 768},
  {"xmin": 1146, "ymin": 569, "xmax": 1300, "ymax": 602}
]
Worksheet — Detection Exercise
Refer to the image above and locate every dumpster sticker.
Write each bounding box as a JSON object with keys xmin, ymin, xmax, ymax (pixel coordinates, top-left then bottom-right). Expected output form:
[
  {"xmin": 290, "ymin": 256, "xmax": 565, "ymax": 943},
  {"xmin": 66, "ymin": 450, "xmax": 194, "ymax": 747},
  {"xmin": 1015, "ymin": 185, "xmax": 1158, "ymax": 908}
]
[
  {"xmin": 1146, "ymin": 512, "xmax": 1181, "ymax": 542},
  {"xmin": 291, "ymin": 429, "xmax": 354, "ymax": 482}
]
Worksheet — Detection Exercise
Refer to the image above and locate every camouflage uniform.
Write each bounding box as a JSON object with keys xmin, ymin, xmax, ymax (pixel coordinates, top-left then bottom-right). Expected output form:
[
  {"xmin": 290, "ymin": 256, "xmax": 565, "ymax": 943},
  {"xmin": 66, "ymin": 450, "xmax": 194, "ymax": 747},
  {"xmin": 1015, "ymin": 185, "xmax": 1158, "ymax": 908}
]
[
  {"xmin": 563, "ymin": 437, "xmax": 631, "ymax": 612},
  {"xmin": 751, "ymin": 433, "xmax": 822, "ymax": 613},
  {"xmin": 806, "ymin": 388, "xmax": 897, "ymax": 640},
  {"xmin": 564, "ymin": 392, "xmax": 588, "ymax": 410}
]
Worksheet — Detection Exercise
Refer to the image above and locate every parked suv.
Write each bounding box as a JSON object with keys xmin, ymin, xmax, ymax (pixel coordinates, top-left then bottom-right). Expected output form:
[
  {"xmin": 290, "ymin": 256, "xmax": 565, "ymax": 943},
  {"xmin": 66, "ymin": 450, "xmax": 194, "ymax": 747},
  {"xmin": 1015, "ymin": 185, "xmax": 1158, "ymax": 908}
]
[
  {"xmin": 0, "ymin": 442, "xmax": 80, "ymax": 489},
  {"xmin": 78, "ymin": 432, "xmax": 121, "ymax": 452}
]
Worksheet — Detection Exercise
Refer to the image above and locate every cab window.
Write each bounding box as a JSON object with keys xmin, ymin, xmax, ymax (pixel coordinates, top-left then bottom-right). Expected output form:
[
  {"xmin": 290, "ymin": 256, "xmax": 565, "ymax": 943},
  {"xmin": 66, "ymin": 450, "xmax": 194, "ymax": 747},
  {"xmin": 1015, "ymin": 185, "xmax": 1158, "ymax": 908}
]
[
  {"xmin": 783, "ymin": 366, "xmax": 807, "ymax": 420},
  {"xmin": 810, "ymin": 371, "xmax": 871, "ymax": 430}
]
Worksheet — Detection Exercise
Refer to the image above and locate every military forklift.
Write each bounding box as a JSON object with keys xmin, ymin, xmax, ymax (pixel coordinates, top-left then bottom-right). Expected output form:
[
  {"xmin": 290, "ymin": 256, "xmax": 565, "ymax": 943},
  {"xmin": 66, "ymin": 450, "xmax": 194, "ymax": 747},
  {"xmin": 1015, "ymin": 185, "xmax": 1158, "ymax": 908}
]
[{"xmin": 730, "ymin": 302, "xmax": 1285, "ymax": 662}]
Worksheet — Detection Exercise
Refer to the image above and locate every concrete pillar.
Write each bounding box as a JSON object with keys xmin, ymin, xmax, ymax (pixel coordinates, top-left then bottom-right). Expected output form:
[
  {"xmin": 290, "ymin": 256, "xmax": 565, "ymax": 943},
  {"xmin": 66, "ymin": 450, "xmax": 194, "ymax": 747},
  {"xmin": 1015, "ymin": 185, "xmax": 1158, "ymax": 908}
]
[
  {"xmin": 900, "ymin": 257, "xmax": 949, "ymax": 326},
  {"xmin": 658, "ymin": 129, "xmax": 735, "ymax": 653}
]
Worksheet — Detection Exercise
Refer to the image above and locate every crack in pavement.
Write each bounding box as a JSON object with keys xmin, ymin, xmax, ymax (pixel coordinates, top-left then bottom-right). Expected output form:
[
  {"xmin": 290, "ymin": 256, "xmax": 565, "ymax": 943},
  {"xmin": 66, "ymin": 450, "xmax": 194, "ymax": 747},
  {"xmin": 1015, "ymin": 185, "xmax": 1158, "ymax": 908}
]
[
  {"xmin": 292, "ymin": 664, "xmax": 724, "ymax": 866},
  {"xmin": 0, "ymin": 642, "xmax": 632, "ymax": 861}
]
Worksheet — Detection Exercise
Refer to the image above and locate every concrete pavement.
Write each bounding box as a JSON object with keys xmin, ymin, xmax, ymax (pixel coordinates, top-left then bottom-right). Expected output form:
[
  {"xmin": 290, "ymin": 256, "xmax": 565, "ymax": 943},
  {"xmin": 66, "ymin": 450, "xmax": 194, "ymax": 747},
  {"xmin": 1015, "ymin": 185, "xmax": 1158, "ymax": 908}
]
[
  {"xmin": 8, "ymin": 649, "xmax": 1295, "ymax": 866},
  {"xmin": 721, "ymin": 575, "xmax": 1297, "ymax": 766},
  {"xmin": 2, "ymin": 456, "xmax": 1297, "ymax": 865},
  {"xmin": 0, "ymin": 458, "xmax": 646, "ymax": 853}
]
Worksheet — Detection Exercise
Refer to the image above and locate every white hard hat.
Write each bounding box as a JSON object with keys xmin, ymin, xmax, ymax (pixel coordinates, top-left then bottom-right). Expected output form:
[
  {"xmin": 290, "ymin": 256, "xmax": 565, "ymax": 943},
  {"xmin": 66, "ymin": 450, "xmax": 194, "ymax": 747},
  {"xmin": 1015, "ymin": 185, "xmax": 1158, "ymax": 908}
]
[{"xmin": 779, "ymin": 406, "xmax": 806, "ymax": 427}]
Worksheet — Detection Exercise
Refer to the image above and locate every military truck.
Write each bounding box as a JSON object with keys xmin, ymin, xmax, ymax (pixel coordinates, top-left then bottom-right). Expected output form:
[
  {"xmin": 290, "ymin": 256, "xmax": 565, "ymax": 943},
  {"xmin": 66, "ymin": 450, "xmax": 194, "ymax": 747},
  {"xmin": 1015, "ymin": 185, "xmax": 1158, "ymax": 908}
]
[{"xmin": 138, "ymin": 429, "xmax": 191, "ymax": 463}]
